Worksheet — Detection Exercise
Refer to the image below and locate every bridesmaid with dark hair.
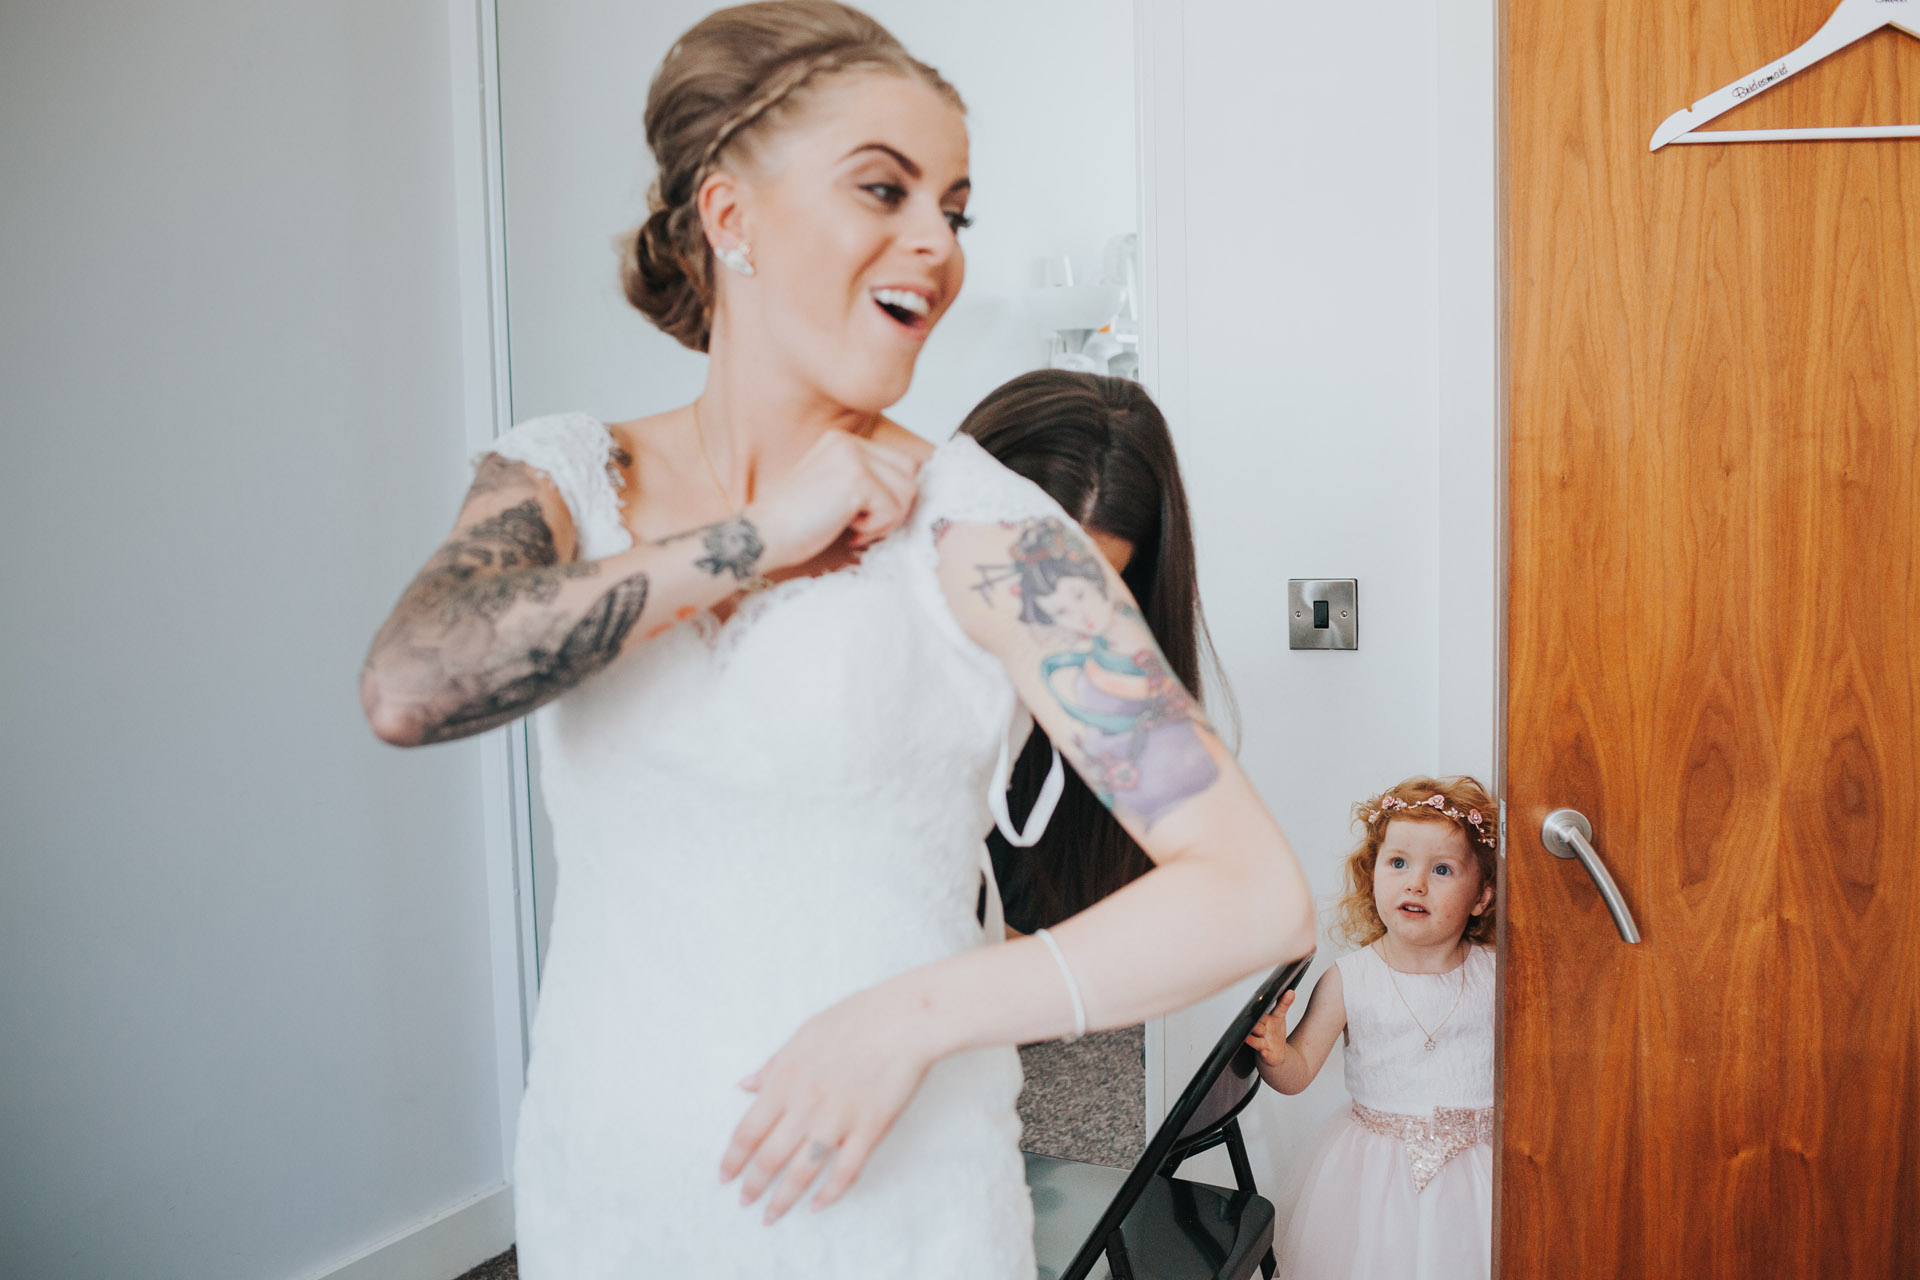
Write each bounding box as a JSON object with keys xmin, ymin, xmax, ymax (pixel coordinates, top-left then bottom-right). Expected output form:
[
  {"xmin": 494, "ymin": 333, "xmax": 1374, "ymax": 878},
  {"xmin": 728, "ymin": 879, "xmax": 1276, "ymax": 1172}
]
[{"xmin": 961, "ymin": 369, "xmax": 1233, "ymax": 937}]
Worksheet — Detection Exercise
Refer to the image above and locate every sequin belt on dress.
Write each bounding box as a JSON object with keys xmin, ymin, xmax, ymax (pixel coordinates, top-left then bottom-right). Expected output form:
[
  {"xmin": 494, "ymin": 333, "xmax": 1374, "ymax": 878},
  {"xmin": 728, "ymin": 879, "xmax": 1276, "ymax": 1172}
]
[{"xmin": 1350, "ymin": 1100, "xmax": 1494, "ymax": 1192}]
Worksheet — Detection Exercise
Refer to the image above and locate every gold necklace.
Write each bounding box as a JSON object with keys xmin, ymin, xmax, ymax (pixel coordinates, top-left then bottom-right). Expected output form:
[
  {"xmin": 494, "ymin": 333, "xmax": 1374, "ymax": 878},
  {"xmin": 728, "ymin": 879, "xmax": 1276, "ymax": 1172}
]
[
  {"xmin": 689, "ymin": 401, "xmax": 775, "ymax": 595},
  {"xmin": 691, "ymin": 399, "xmax": 738, "ymax": 515},
  {"xmin": 1377, "ymin": 941, "xmax": 1470, "ymax": 1052}
]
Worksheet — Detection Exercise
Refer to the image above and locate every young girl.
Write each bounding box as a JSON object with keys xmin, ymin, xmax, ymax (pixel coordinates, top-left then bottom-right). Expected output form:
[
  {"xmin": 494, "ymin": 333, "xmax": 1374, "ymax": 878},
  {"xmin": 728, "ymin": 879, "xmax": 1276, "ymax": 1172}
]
[{"xmin": 1245, "ymin": 776, "xmax": 1500, "ymax": 1280}]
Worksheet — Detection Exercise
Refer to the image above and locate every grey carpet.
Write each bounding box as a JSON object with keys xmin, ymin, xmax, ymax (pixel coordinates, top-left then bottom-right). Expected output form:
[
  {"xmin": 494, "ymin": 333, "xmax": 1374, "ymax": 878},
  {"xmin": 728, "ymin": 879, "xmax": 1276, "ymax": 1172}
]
[
  {"xmin": 1015, "ymin": 1024, "xmax": 1145, "ymax": 1169},
  {"xmin": 455, "ymin": 1246, "xmax": 515, "ymax": 1280},
  {"xmin": 452, "ymin": 1028, "xmax": 1144, "ymax": 1278}
]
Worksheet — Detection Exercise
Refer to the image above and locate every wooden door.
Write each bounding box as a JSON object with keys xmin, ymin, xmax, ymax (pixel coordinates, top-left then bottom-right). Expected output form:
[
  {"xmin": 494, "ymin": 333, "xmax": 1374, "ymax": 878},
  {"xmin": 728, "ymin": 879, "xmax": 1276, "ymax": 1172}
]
[{"xmin": 1501, "ymin": 1, "xmax": 1920, "ymax": 1276}]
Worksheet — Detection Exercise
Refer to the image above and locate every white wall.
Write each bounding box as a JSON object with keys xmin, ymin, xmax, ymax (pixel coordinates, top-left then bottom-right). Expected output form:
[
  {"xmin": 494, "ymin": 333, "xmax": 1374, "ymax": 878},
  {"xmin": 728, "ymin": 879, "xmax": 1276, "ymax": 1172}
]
[
  {"xmin": 1141, "ymin": 0, "xmax": 1499, "ymax": 1192},
  {"xmin": 494, "ymin": 0, "xmax": 1139, "ymax": 967},
  {"xmin": 0, "ymin": 4, "xmax": 514, "ymax": 1277}
]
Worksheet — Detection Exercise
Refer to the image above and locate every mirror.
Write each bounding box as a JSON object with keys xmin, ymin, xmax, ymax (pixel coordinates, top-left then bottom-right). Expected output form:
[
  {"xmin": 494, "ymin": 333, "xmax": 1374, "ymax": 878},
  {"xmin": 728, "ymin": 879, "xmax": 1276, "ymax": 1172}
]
[{"xmin": 487, "ymin": 0, "xmax": 1498, "ymax": 1242}]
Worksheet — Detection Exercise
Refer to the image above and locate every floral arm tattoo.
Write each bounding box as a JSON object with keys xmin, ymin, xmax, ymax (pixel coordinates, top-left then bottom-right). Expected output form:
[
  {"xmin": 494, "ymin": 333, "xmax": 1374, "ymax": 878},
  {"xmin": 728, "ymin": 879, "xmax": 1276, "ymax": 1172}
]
[
  {"xmin": 365, "ymin": 456, "xmax": 777, "ymax": 744},
  {"xmin": 656, "ymin": 514, "xmax": 766, "ymax": 583},
  {"xmin": 958, "ymin": 517, "xmax": 1221, "ymax": 830}
]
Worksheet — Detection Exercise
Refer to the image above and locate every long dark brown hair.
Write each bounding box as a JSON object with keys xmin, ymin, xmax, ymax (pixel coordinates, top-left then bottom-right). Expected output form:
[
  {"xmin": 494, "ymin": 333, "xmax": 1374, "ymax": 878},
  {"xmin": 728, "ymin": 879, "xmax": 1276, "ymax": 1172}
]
[{"xmin": 960, "ymin": 370, "xmax": 1234, "ymax": 931}]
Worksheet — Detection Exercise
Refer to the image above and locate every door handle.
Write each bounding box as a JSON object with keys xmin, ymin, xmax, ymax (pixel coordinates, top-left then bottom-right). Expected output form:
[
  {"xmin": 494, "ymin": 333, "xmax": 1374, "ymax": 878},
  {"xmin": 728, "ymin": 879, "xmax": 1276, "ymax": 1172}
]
[{"xmin": 1540, "ymin": 809, "xmax": 1642, "ymax": 944}]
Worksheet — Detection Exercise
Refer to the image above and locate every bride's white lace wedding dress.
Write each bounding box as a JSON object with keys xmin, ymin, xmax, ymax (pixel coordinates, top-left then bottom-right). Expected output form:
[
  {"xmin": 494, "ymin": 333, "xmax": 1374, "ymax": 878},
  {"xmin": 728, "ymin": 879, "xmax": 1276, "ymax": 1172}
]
[{"xmin": 485, "ymin": 413, "xmax": 1063, "ymax": 1279}]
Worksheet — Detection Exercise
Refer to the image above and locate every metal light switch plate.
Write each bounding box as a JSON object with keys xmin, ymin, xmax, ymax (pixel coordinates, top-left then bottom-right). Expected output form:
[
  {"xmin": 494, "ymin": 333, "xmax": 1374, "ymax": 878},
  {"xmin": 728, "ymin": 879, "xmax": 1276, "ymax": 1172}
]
[{"xmin": 1288, "ymin": 579, "xmax": 1358, "ymax": 650}]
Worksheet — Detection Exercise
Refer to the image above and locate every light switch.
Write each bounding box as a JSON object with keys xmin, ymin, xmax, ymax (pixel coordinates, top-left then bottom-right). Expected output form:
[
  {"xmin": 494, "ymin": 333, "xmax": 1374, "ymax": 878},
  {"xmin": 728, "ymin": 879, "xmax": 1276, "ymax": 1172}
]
[{"xmin": 1289, "ymin": 579, "xmax": 1358, "ymax": 650}]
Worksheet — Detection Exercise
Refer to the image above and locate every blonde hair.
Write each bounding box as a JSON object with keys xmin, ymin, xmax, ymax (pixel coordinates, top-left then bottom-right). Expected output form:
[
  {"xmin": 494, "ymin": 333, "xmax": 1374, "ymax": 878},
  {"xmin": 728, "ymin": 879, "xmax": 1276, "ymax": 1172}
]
[
  {"xmin": 623, "ymin": 1, "xmax": 964, "ymax": 351},
  {"xmin": 1332, "ymin": 775, "xmax": 1500, "ymax": 949}
]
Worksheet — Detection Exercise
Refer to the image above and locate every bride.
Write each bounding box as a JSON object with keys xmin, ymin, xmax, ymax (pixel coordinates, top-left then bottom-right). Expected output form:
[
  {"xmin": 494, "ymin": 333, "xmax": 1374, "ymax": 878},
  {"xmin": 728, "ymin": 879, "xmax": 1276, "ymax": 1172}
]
[{"xmin": 360, "ymin": 3, "xmax": 1315, "ymax": 1275}]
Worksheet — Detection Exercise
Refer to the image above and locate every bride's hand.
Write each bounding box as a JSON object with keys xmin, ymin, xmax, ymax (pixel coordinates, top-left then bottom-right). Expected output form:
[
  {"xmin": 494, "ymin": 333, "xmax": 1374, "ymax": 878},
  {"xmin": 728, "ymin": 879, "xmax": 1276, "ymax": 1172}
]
[
  {"xmin": 744, "ymin": 431, "xmax": 920, "ymax": 573},
  {"xmin": 720, "ymin": 981, "xmax": 938, "ymax": 1223}
]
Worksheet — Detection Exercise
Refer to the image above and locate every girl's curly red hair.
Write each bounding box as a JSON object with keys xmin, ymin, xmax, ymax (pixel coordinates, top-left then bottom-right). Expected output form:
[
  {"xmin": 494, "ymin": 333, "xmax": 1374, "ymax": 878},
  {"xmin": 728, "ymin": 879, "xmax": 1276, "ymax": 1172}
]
[{"xmin": 1333, "ymin": 775, "xmax": 1500, "ymax": 949}]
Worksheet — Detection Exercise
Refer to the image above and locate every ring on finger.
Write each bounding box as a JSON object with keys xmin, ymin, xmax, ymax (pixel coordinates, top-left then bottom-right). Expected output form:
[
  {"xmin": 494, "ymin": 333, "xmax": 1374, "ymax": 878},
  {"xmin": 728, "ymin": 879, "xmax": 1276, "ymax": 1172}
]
[{"xmin": 764, "ymin": 1138, "xmax": 837, "ymax": 1221}]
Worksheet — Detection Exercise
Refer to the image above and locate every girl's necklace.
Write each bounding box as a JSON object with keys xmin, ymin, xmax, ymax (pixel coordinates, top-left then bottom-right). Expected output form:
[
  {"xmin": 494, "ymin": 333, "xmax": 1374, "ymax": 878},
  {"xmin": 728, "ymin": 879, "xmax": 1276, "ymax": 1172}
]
[{"xmin": 1377, "ymin": 941, "xmax": 1469, "ymax": 1051}]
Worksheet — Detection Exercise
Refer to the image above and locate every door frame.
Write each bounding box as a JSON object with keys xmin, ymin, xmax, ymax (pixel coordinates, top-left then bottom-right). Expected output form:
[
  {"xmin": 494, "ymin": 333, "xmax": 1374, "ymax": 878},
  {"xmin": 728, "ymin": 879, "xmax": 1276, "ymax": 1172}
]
[
  {"xmin": 447, "ymin": 0, "xmax": 540, "ymax": 1181},
  {"xmin": 1135, "ymin": 0, "xmax": 1185, "ymax": 1135},
  {"xmin": 1434, "ymin": 0, "xmax": 1507, "ymax": 804}
]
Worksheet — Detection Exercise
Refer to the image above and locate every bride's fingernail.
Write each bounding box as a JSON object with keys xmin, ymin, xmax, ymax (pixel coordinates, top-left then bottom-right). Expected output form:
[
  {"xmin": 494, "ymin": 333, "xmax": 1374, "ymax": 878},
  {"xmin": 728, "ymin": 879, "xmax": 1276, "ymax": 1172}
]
[{"xmin": 738, "ymin": 1072, "xmax": 759, "ymax": 1090}]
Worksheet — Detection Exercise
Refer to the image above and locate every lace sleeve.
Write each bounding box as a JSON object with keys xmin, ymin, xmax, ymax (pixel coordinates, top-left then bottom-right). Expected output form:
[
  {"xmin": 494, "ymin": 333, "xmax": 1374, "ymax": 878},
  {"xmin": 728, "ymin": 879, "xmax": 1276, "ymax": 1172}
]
[
  {"xmin": 913, "ymin": 434, "xmax": 1078, "ymax": 531},
  {"xmin": 901, "ymin": 433, "xmax": 1080, "ymax": 664},
  {"xmin": 910, "ymin": 434, "xmax": 1080, "ymax": 848},
  {"xmin": 476, "ymin": 412, "xmax": 633, "ymax": 560}
]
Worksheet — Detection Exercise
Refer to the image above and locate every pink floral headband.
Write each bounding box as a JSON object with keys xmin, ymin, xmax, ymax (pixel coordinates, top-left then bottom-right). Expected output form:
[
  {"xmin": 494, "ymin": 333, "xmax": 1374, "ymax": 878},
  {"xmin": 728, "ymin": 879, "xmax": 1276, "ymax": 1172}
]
[{"xmin": 1360, "ymin": 793, "xmax": 1499, "ymax": 847}]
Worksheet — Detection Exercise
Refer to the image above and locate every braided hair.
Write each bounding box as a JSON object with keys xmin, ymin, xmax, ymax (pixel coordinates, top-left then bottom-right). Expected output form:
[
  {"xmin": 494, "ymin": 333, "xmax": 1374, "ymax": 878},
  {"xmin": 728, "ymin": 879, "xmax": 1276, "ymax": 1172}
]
[{"xmin": 623, "ymin": 1, "xmax": 963, "ymax": 351}]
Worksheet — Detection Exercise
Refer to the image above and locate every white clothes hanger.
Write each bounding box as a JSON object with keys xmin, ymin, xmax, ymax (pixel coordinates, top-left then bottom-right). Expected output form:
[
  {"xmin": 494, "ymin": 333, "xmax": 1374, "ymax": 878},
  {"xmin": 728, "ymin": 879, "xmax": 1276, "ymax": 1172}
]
[{"xmin": 1650, "ymin": 0, "xmax": 1920, "ymax": 150}]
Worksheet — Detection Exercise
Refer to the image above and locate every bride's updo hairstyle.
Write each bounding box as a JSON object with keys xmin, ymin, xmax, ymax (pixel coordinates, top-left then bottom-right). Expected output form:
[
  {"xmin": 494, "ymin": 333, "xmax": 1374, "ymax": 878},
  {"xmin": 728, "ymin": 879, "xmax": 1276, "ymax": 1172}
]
[{"xmin": 624, "ymin": 0, "xmax": 963, "ymax": 352}]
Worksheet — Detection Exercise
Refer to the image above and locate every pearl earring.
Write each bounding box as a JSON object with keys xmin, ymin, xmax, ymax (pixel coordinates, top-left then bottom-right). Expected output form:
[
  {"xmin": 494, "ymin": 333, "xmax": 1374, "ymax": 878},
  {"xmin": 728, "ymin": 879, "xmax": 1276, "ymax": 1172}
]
[{"xmin": 715, "ymin": 243, "xmax": 755, "ymax": 277}]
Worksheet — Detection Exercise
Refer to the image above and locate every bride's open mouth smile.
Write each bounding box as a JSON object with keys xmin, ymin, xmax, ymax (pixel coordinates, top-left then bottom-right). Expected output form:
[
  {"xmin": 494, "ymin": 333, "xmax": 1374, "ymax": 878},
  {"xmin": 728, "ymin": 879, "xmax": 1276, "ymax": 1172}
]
[{"xmin": 871, "ymin": 285, "xmax": 934, "ymax": 334}]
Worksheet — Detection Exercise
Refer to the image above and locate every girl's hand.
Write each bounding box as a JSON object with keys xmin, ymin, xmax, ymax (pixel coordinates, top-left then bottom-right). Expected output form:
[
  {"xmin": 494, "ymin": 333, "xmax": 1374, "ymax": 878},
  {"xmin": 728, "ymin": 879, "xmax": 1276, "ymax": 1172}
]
[
  {"xmin": 720, "ymin": 982, "xmax": 938, "ymax": 1224},
  {"xmin": 1243, "ymin": 989, "xmax": 1296, "ymax": 1068},
  {"xmin": 744, "ymin": 431, "xmax": 921, "ymax": 572}
]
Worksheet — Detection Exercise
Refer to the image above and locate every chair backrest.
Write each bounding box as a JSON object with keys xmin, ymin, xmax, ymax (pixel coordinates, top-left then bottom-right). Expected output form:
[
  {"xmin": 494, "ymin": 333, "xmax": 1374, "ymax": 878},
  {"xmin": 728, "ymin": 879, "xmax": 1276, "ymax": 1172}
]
[
  {"xmin": 1056, "ymin": 955, "xmax": 1314, "ymax": 1280},
  {"xmin": 1164, "ymin": 1022, "xmax": 1265, "ymax": 1161}
]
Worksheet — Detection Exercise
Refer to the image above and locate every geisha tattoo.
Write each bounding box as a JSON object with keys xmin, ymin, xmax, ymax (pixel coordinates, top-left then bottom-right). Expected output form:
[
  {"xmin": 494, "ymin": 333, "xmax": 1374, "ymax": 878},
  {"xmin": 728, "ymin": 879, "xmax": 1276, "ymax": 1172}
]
[{"xmin": 969, "ymin": 518, "xmax": 1221, "ymax": 829}]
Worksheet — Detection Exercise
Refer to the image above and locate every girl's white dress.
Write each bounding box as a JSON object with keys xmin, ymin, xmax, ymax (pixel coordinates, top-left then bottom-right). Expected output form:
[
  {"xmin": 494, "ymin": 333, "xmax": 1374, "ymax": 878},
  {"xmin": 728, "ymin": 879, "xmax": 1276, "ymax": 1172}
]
[
  {"xmin": 1275, "ymin": 943, "xmax": 1495, "ymax": 1280},
  {"xmin": 484, "ymin": 414, "xmax": 1069, "ymax": 1279}
]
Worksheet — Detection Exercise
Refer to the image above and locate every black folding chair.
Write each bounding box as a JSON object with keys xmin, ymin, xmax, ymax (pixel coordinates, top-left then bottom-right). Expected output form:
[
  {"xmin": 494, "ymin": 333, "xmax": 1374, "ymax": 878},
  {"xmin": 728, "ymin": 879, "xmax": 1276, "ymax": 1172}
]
[{"xmin": 1025, "ymin": 956, "xmax": 1313, "ymax": 1280}]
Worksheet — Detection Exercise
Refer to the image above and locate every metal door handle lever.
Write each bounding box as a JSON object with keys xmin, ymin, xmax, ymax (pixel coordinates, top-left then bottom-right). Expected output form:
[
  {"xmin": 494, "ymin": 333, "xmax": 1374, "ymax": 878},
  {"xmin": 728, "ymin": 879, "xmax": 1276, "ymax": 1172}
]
[{"xmin": 1540, "ymin": 809, "xmax": 1642, "ymax": 944}]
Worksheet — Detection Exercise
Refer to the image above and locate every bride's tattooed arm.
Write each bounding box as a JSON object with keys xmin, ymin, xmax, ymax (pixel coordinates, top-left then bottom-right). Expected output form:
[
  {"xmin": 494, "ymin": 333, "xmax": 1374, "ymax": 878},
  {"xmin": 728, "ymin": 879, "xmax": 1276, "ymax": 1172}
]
[
  {"xmin": 360, "ymin": 455, "xmax": 765, "ymax": 746},
  {"xmin": 816, "ymin": 511, "xmax": 1315, "ymax": 1076},
  {"xmin": 938, "ymin": 516, "xmax": 1224, "ymax": 834}
]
